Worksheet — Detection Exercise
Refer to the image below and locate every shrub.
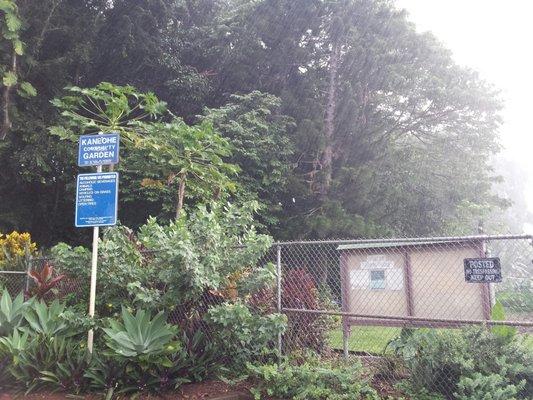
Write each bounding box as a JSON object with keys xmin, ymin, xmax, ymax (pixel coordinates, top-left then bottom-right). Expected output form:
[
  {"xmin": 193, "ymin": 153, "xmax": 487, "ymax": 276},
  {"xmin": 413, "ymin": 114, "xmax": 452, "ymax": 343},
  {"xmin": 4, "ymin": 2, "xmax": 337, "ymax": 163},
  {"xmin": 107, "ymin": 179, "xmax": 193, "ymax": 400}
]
[
  {"xmin": 0, "ymin": 290, "xmax": 26, "ymax": 336},
  {"xmin": 497, "ymin": 282, "xmax": 533, "ymax": 314},
  {"xmin": 27, "ymin": 262, "xmax": 65, "ymax": 300},
  {"xmin": 455, "ymin": 372, "xmax": 524, "ymax": 400},
  {"xmin": 388, "ymin": 326, "xmax": 533, "ymax": 399},
  {"xmin": 389, "ymin": 329, "xmax": 471, "ymax": 396},
  {"xmin": 0, "ymin": 304, "xmax": 90, "ymax": 394},
  {"xmin": 0, "ymin": 231, "xmax": 37, "ymax": 271},
  {"xmin": 247, "ymin": 360, "xmax": 379, "ymax": 400},
  {"xmin": 282, "ymin": 268, "xmax": 336, "ymax": 354},
  {"xmin": 205, "ymin": 301, "xmax": 286, "ymax": 371},
  {"xmin": 101, "ymin": 307, "xmax": 178, "ymax": 392},
  {"xmin": 50, "ymin": 202, "xmax": 273, "ymax": 318},
  {"xmin": 98, "ymin": 307, "xmax": 202, "ymax": 394}
]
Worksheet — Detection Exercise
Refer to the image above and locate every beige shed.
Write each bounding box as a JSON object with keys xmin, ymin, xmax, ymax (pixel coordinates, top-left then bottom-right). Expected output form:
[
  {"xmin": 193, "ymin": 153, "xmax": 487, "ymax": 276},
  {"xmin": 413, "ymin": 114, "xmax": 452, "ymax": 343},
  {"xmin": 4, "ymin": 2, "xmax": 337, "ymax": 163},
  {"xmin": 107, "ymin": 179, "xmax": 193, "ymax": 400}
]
[{"xmin": 338, "ymin": 240, "xmax": 492, "ymax": 331}]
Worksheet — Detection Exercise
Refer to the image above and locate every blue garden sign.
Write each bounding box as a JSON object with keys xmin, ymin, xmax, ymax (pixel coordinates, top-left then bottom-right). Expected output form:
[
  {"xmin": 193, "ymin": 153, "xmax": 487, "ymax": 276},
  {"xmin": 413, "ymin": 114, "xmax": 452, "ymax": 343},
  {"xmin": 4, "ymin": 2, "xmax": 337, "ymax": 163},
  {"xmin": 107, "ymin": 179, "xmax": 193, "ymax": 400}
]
[
  {"xmin": 78, "ymin": 133, "xmax": 120, "ymax": 167},
  {"xmin": 75, "ymin": 172, "xmax": 119, "ymax": 227}
]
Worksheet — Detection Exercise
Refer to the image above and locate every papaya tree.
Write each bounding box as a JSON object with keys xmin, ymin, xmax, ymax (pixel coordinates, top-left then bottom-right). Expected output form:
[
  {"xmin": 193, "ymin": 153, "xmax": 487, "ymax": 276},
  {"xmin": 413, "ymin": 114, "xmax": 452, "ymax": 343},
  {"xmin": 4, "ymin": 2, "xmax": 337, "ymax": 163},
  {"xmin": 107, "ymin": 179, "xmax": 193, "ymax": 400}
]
[{"xmin": 133, "ymin": 119, "xmax": 238, "ymax": 218}]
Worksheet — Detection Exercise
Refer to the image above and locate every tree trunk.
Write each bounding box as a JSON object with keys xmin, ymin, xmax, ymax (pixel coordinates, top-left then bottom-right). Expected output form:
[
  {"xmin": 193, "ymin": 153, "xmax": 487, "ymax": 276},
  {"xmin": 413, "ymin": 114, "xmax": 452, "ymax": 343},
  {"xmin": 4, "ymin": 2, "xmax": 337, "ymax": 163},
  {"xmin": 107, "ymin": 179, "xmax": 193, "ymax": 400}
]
[
  {"xmin": 176, "ymin": 173, "xmax": 186, "ymax": 219},
  {"xmin": 318, "ymin": 43, "xmax": 340, "ymax": 199},
  {"xmin": 1, "ymin": 53, "xmax": 16, "ymax": 140}
]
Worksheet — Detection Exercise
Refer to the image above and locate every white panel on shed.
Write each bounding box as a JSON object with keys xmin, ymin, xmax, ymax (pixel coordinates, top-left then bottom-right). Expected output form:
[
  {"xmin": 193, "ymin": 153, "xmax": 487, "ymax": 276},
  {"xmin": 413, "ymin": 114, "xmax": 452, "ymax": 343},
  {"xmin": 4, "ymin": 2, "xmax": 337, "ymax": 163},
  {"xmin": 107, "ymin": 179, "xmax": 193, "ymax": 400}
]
[
  {"xmin": 350, "ymin": 269, "xmax": 369, "ymax": 289},
  {"xmin": 360, "ymin": 254, "xmax": 395, "ymax": 270},
  {"xmin": 387, "ymin": 268, "xmax": 404, "ymax": 291}
]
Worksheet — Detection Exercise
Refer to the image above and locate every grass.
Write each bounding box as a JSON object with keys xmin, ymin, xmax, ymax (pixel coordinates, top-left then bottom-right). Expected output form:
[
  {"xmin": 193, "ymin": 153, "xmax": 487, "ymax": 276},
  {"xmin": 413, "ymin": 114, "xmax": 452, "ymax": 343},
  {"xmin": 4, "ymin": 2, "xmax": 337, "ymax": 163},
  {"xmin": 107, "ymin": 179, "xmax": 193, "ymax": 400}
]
[
  {"xmin": 328, "ymin": 326, "xmax": 533, "ymax": 353},
  {"xmin": 327, "ymin": 326, "xmax": 401, "ymax": 354}
]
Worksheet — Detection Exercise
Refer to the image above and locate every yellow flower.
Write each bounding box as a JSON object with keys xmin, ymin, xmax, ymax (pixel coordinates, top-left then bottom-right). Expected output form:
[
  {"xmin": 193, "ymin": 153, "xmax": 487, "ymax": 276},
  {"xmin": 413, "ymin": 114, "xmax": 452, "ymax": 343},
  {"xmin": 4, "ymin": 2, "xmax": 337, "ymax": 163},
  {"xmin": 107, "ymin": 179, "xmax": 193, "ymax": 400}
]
[{"xmin": 0, "ymin": 230, "xmax": 37, "ymax": 265}]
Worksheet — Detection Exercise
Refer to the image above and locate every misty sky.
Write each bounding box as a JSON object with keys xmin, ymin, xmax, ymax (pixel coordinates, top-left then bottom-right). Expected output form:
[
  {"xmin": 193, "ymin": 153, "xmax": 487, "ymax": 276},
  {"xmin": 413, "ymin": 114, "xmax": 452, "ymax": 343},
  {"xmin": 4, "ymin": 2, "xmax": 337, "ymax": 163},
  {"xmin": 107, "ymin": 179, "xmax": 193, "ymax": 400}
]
[{"xmin": 397, "ymin": 0, "xmax": 533, "ymax": 212}]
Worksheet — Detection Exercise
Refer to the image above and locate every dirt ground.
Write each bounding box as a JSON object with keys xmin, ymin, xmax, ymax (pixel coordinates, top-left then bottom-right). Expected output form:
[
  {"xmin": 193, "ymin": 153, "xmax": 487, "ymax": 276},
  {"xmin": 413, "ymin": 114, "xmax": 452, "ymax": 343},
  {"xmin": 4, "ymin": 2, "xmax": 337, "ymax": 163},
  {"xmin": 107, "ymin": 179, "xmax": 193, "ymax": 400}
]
[{"xmin": 0, "ymin": 381, "xmax": 252, "ymax": 400}]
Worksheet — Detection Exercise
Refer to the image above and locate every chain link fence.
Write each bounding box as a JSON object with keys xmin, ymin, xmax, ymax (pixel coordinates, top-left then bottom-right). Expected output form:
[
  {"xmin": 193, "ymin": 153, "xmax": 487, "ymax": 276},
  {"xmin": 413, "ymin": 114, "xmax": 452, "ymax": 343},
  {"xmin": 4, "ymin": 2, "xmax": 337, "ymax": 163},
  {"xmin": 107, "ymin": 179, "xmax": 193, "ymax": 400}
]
[
  {"xmin": 275, "ymin": 234, "xmax": 533, "ymax": 398},
  {"xmin": 1, "ymin": 234, "xmax": 532, "ymax": 398}
]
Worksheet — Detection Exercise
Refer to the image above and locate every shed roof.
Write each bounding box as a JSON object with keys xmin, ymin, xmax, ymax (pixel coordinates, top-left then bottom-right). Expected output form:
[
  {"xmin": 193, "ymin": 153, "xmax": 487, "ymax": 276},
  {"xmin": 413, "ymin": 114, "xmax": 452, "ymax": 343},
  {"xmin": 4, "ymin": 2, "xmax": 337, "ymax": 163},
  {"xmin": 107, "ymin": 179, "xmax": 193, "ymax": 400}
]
[{"xmin": 337, "ymin": 239, "xmax": 478, "ymax": 251}]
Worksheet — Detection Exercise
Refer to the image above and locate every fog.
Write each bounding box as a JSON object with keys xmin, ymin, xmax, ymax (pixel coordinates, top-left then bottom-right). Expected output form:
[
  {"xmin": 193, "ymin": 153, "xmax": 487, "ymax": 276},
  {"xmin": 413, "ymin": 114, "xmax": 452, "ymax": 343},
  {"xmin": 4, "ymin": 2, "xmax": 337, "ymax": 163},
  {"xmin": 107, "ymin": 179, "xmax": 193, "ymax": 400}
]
[{"xmin": 398, "ymin": 0, "xmax": 533, "ymax": 230}]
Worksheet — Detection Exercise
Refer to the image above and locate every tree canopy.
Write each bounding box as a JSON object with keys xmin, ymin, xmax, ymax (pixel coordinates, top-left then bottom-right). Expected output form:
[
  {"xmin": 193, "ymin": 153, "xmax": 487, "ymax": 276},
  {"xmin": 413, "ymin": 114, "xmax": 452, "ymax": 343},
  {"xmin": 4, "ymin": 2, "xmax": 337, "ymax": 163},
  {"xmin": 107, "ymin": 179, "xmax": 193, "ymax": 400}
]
[{"xmin": 0, "ymin": 0, "xmax": 509, "ymax": 246}]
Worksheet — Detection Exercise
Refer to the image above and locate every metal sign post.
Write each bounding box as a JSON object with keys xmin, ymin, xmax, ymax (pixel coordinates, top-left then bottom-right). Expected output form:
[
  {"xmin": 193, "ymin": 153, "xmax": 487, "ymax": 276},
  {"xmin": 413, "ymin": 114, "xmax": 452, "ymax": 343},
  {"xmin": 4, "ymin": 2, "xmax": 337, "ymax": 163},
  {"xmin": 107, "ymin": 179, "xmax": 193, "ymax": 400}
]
[
  {"xmin": 87, "ymin": 165, "xmax": 101, "ymax": 352},
  {"xmin": 76, "ymin": 133, "xmax": 120, "ymax": 353}
]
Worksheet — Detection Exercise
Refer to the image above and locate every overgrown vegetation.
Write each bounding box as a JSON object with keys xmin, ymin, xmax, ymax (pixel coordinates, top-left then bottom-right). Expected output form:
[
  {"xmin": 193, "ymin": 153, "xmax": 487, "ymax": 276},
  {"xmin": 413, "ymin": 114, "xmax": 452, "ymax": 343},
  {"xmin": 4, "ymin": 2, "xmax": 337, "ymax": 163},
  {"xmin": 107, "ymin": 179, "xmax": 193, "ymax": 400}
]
[
  {"xmin": 387, "ymin": 327, "xmax": 533, "ymax": 399},
  {"xmin": 0, "ymin": 204, "xmax": 290, "ymax": 396},
  {"xmin": 247, "ymin": 360, "xmax": 379, "ymax": 399}
]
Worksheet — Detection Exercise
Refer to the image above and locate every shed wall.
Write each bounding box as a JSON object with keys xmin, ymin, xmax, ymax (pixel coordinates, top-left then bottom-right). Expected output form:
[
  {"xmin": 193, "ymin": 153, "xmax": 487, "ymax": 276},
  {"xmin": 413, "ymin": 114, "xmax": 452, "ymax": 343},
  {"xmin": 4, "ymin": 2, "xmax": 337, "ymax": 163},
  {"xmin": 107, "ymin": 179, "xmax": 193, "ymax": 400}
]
[
  {"xmin": 343, "ymin": 244, "xmax": 486, "ymax": 323},
  {"xmin": 410, "ymin": 246, "xmax": 485, "ymax": 320}
]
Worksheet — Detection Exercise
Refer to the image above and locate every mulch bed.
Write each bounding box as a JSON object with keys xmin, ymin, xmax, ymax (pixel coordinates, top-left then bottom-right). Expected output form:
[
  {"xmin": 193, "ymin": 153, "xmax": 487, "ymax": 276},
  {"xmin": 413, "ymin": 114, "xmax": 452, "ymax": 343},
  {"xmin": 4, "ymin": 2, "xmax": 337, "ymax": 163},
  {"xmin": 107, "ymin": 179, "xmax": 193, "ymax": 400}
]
[{"xmin": 0, "ymin": 381, "xmax": 252, "ymax": 400}]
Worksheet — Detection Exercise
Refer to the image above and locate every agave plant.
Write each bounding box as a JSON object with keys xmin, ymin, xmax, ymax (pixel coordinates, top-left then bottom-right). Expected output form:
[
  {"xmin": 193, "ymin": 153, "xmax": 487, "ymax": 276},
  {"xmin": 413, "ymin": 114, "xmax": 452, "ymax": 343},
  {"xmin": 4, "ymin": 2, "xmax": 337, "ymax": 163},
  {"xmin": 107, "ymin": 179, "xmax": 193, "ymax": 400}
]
[
  {"xmin": 27, "ymin": 262, "xmax": 65, "ymax": 299},
  {"xmin": 103, "ymin": 307, "xmax": 176, "ymax": 358},
  {"xmin": 23, "ymin": 299, "xmax": 72, "ymax": 338},
  {"xmin": 0, "ymin": 329, "xmax": 30, "ymax": 362},
  {"xmin": 0, "ymin": 290, "xmax": 26, "ymax": 336}
]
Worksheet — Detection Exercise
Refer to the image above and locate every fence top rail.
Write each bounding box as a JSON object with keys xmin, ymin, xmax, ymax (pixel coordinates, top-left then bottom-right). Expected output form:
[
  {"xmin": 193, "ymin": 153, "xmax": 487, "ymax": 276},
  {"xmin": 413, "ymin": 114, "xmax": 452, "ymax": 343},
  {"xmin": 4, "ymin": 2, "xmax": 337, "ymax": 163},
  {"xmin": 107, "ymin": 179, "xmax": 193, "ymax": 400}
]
[{"xmin": 274, "ymin": 233, "xmax": 533, "ymax": 247}]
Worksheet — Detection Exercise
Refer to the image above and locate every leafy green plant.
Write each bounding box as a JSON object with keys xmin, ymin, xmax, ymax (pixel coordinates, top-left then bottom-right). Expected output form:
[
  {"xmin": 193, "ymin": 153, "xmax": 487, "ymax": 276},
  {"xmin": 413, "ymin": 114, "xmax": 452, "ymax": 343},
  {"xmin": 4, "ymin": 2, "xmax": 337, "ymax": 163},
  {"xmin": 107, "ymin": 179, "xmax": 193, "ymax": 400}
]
[
  {"xmin": 389, "ymin": 329, "xmax": 471, "ymax": 396},
  {"xmin": 247, "ymin": 361, "xmax": 379, "ymax": 400},
  {"xmin": 0, "ymin": 289, "xmax": 26, "ymax": 336},
  {"xmin": 37, "ymin": 338, "xmax": 91, "ymax": 394},
  {"xmin": 389, "ymin": 327, "xmax": 533, "ymax": 399},
  {"xmin": 49, "ymin": 82, "xmax": 166, "ymax": 144},
  {"xmin": 454, "ymin": 372, "xmax": 525, "ymax": 400},
  {"xmin": 103, "ymin": 307, "xmax": 176, "ymax": 358},
  {"xmin": 133, "ymin": 118, "xmax": 238, "ymax": 218},
  {"xmin": 0, "ymin": 328, "xmax": 30, "ymax": 364},
  {"xmin": 497, "ymin": 283, "xmax": 533, "ymax": 313},
  {"xmin": 205, "ymin": 302, "xmax": 286, "ymax": 371},
  {"xmin": 1, "ymin": 333, "xmax": 89, "ymax": 394},
  {"xmin": 102, "ymin": 307, "xmax": 181, "ymax": 394},
  {"xmin": 85, "ymin": 353, "xmax": 124, "ymax": 400},
  {"xmin": 51, "ymin": 202, "xmax": 273, "ymax": 317},
  {"xmin": 22, "ymin": 299, "xmax": 74, "ymax": 338}
]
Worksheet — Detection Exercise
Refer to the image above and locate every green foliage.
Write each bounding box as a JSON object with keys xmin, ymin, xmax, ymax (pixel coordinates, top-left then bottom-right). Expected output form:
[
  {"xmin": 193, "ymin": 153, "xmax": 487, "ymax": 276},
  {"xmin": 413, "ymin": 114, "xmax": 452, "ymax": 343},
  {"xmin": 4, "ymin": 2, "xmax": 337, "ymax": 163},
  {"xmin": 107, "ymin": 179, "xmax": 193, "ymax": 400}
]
[
  {"xmin": 0, "ymin": 1, "xmax": 35, "ymax": 83},
  {"xmin": 455, "ymin": 372, "xmax": 524, "ymax": 400},
  {"xmin": 52, "ymin": 202, "xmax": 273, "ymax": 314},
  {"xmin": 0, "ymin": 297, "xmax": 91, "ymax": 394},
  {"xmin": 205, "ymin": 301, "xmax": 286, "ymax": 370},
  {"xmin": 132, "ymin": 118, "xmax": 239, "ymax": 217},
  {"xmin": 1, "ymin": 0, "xmax": 508, "ymax": 244},
  {"xmin": 103, "ymin": 307, "xmax": 176, "ymax": 358},
  {"xmin": 0, "ymin": 290, "xmax": 25, "ymax": 336},
  {"xmin": 202, "ymin": 91, "xmax": 295, "ymax": 227},
  {"xmin": 389, "ymin": 329, "xmax": 472, "ymax": 396},
  {"xmin": 22, "ymin": 299, "xmax": 73, "ymax": 338},
  {"xmin": 86, "ymin": 328, "xmax": 219, "ymax": 396},
  {"xmin": 99, "ymin": 307, "xmax": 182, "ymax": 394},
  {"xmin": 247, "ymin": 360, "xmax": 379, "ymax": 400},
  {"xmin": 49, "ymin": 82, "xmax": 167, "ymax": 143},
  {"xmin": 497, "ymin": 283, "xmax": 533, "ymax": 313},
  {"xmin": 389, "ymin": 327, "xmax": 533, "ymax": 399},
  {"xmin": 1, "ymin": 332, "xmax": 89, "ymax": 394}
]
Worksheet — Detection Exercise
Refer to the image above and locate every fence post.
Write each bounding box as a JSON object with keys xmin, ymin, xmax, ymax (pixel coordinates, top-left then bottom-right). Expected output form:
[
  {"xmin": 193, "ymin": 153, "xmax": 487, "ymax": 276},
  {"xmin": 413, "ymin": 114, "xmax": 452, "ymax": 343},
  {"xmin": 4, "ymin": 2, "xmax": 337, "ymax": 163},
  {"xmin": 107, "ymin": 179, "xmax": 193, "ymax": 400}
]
[
  {"xmin": 276, "ymin": 244, "xmax": 282, "ymax": 358},
  {"xmin": 24, "ymin": 248, "xmax": 32, "ymax": 295}
]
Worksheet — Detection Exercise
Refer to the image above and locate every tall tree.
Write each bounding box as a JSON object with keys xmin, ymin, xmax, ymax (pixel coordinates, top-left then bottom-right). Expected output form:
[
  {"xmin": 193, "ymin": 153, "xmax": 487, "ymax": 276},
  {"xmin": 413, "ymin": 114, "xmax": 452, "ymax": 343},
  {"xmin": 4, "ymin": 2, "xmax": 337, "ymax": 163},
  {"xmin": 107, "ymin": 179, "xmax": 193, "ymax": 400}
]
[{"xmin": 0, "ymin": 0, "xmax": 508, "ymax": 245}]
